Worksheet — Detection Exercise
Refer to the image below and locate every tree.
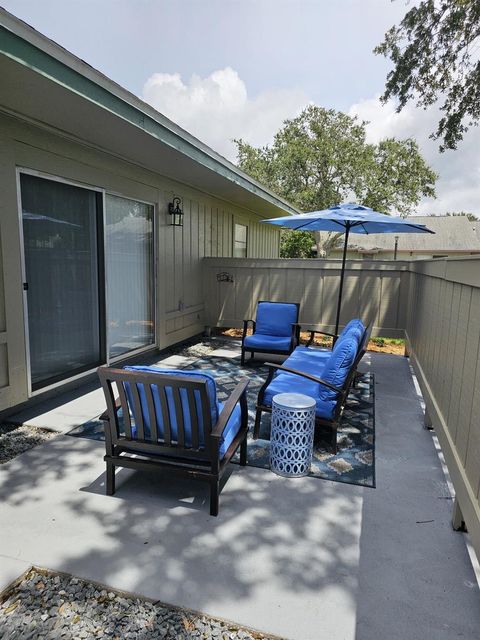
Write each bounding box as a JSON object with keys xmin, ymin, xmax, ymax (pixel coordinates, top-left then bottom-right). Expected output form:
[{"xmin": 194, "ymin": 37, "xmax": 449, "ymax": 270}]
[
  {"xmin": 439, "ymin": 212, "xmax": 478, "ymax": 222},
  {"xmin": 235, "ymin": 105, "xmax": 437, "ymax": 256},
  {"xmin": 375, "ymin": 0, "xmax": 480, "ymax": 151},
  {"xmin": 280, "ymin": 229, "xmax": 315, "ymax": 258}
]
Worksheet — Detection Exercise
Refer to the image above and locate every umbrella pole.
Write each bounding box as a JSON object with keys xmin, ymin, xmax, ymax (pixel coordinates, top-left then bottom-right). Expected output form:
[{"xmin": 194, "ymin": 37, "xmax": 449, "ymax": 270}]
[{"xmin": 334, "ymin": 225, "xmax": 350, "ymax": 337}]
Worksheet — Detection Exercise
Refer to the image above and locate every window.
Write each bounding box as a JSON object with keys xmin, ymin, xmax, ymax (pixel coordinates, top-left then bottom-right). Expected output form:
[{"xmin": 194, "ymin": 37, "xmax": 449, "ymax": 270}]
[{"xmin": 233, "ymin": 223, "xmax": 248, "ymax": 258}]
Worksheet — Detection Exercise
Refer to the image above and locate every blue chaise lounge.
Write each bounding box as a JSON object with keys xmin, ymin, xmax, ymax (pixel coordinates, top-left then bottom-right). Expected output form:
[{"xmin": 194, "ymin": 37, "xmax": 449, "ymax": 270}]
[{"xmin": 254, "ymin": 320, "xmax": 370, "ymax": 452}]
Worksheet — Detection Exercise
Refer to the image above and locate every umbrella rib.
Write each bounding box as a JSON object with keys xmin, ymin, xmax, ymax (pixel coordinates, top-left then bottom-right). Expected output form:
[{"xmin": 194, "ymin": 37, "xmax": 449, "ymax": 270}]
[{"xmin": 289, "ymin": 218, "xmax": 347, "ymax": 231}]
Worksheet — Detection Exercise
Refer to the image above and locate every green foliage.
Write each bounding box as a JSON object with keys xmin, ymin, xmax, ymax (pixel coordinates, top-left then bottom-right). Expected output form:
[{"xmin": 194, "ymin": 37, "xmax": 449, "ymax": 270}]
[
  {"xmin": 371, "ymin": 337, "xmax": 405, "ymax": 347},
  {"xmin": 361, "ymin": 138, "xmax": 436, "ymax": 216},
  {"xmin": 375, "ymin": 0, "xmax": 480, "ymax": 151},
  {"xmin": 235, "ymin": 105, "xmax": 437, "ymax": 255},
  {"xmin": 280, "ymin": 229, "xmax": 315, "ymax": 258},
  {"xmin": 445, "ymin": 212, "xmax": 478, "ymax": 222}
]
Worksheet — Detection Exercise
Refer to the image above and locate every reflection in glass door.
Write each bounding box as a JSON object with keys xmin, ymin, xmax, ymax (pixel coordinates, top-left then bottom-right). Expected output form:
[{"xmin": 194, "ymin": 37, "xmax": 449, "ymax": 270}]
[
  {"xmin": 105, "ymin": 194, "xmax": 154, "ymax": 359},
  {"xmin": 20, "ymin": 173, "xmax": 103, "ymax": 390}
]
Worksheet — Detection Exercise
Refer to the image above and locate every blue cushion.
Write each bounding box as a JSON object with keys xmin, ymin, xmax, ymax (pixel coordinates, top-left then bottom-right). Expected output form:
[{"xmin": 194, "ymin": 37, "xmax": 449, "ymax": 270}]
[
  {"xmin": 317, "ymin": 337, "xmax": 358, "ymax": 402},
  {"xmin": 255, "ymin": 302, "xmax": 298, "ymax": 337},
  {"xmin": 123, "ymin": 366, "xmax": 218, "ymax": 448},
  {"xmin": 243, "ymin": 334, "xmax": 292, "ymax": 351},
  {"xmin": 284, "ymin": 346, "xmax": 332, "ymax": 375},
  {"xmin": 217, "ymin": 402, "xmax": 242, "ymax": 458},
  {"xmin": 340, "ymin": 319, "xmax": 364, "ymax": 337},
  {"xmin": 263, "ymin": 335, "xmax": 359, "ymax": 421},
  {"xmin": 263, "ymin": 372, "xmax": 338, "ymax": 421},
  {"xmin": 284, "ymin": 328, "xmax": 361, "ymax": 376}
]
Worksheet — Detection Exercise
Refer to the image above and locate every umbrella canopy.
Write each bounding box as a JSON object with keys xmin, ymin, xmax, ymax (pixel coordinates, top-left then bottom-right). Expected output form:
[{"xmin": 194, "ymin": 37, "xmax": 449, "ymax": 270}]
[{"xmin": 262, "ymin": 203, "xmax": 434, "ymax": 334}]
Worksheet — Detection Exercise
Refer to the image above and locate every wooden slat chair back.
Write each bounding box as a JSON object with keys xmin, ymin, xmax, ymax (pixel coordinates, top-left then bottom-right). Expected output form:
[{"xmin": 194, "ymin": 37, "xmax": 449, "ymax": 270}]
[{"xmin": 98, "ymin": 366, "xmax": 249, "ymax": 516}]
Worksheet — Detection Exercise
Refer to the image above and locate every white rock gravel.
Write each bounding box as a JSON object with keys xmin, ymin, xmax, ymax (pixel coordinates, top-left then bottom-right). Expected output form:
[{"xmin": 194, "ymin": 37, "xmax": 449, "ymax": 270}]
[
  {"xmin": 0, "ymin": 424, "xmax": 57, "ymax": 464},
  {"xmin": 0, "ymin": 569, "xmax": 279, "ymax": 640}
]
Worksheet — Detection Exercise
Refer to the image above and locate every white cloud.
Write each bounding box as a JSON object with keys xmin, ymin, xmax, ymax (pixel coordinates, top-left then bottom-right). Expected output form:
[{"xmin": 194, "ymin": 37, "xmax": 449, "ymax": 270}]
[
  {"xmin": 142, "ymin": 67, "xmax": 479, "ymax": 216},
  {"xmin": 349, "ymin": 97, "xmax": 480, "ymax": 216},
  {"xmin": 142, "ymin": 67, "xmax": 308, "ymax": 162}
]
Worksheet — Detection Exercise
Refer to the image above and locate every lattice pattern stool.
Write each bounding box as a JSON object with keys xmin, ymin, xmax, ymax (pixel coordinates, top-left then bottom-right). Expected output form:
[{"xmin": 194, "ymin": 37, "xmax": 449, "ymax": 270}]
[{"xmin": 270, "ymin": 393, "xmax": 316, "ymax": 477}]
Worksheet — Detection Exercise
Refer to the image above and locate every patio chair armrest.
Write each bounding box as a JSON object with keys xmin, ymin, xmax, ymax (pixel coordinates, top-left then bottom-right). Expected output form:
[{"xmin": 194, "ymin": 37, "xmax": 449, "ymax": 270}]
[
  {"xmin": 242, "ymin": 319, "xmax": 256, "ymax": 339},
  {"xmin": 264, "ymin": 362, "xmax": 342, "ymax": 394},
  {"xmin": 291, "ymin": 322, "xmax": 301, "ymax": 343},
  {"xmin": 211, "ymin": 378, "xmax": 249, "ymax": 439},
  {"xmin": 99, "ymin": 396, "xmax": 121, "ymax": 422},
  {"xmin": 302, "ymin": 328, "xmax": 337, "ymax": 347}
]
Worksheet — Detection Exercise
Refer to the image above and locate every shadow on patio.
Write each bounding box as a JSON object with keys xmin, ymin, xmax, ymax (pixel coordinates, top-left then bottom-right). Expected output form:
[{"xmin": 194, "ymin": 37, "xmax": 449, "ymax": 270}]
[{"xmin": 1, "ymin": 352, "xmax": 480, "ymax": 639}]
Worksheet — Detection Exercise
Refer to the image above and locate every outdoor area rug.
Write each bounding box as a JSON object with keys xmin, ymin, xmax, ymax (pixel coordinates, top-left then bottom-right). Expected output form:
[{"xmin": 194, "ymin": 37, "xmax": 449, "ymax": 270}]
[{"xmin": 67, "ymin": 356, "xmax": 375, "ymax": 488}]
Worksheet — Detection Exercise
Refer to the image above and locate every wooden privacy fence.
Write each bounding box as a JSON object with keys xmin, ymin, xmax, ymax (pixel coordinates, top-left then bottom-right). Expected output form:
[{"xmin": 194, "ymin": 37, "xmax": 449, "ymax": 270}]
[
  {"xmin": 405, "ymin": 257, "xmax": 480, "ymax": 556},
  {"xmin": 203, "ymin": 255, "xmax": 480, "ymax": 562},
  {"xmin": 202, "ymin": 257, "xmax": 411, "ymax": 337}
]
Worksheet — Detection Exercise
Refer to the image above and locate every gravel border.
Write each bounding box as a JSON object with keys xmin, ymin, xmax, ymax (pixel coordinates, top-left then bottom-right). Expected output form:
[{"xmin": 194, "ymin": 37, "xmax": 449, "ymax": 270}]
[
  {"xmin": 0, "ymin": 423, "xmax": 57, "ymax": 465},
  {"xmin": 0, "ymin": 568, "xmax": 282, "ymax": 640}
]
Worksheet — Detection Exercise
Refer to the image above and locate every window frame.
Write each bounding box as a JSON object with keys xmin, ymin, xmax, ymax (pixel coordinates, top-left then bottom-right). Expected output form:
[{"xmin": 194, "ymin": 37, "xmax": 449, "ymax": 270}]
[{"xmin": 233, "ymin": 220, "xmax": 248, "ymax": 258}]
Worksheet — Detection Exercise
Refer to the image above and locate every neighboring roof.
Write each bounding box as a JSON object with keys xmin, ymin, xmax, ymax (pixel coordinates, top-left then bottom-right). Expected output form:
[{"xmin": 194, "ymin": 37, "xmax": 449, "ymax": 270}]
[
  {"xmin": 0, "ymin": 8, "xmax": 299, "ymax": 218},
  {"xmin": 338, "ymin": 216, "xmax": 480, "ymax": 253}
]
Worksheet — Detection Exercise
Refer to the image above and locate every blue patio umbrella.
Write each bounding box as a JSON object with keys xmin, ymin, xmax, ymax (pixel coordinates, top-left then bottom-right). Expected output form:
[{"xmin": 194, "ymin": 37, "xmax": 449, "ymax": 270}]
[{"xmin": 262, "ymin": 203, "xmax": 434, "ymax": 335}]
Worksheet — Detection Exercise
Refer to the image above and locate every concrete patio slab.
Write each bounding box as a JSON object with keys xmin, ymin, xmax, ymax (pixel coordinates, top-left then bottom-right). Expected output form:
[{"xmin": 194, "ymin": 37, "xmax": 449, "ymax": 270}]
[{"xmin": 1, "ymin": 352, "xmax": 480, "ymax": 640}]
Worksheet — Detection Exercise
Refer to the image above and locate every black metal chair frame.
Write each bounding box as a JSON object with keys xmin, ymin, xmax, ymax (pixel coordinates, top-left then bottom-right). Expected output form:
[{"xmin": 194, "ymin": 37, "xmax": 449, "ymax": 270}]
[
  {"xmin": 253, "ymin": 325, "xmax": 371, "ymax": 453},
  {"xmin": 98, "ymin": 367, "xmax": 249, "ymax": 516},
  {"xmin": 241, "ymin": 300, "xmax": 300, "ymax": 366}
]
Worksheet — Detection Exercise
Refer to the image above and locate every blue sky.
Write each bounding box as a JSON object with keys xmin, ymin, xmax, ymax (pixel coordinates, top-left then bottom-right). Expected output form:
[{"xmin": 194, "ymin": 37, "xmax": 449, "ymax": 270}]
[{"xmin": 2, "ymin": 0, "xmax": 479, "ymax": 215}]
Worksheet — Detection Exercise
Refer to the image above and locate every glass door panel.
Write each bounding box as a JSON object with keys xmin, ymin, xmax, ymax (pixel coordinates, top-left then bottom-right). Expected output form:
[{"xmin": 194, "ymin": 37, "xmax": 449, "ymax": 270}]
[
  {"xmin": 21, "ymin": 174, "xmax": 103, "ymax": 390},
  {"xmin": 105, "ymin": 194, "xmax": 154, "ymax": 359}
]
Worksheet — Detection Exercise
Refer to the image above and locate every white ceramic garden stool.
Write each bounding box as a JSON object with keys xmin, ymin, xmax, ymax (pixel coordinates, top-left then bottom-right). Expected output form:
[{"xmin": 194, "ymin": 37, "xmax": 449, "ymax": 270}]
[{"xmin": 270, "ymin": 392, "xmax": 316, "ymax": 478}]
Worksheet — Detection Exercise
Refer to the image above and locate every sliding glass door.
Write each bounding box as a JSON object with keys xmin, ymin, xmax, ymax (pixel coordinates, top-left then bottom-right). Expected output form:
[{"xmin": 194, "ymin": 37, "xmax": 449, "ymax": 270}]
[
  {"xmin": 20, "ymin": 173, "xmax": 103, "ymax": 390},
  {"xmin": 20, "ymin": 173, "xmax": 155, "ymax": 391},
  {"xmin": 105, "ymin": 194, "xmax": 154, "ymax": 359}
]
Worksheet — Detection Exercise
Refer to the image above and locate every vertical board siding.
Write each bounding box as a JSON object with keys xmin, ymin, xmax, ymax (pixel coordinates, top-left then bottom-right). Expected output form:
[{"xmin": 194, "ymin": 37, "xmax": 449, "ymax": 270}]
[
  {"xmin": 162, "ymin": 198, "xmax": 280, "ymax": 338},
  {"xmin": 406, "ymin": 258, "xmax": 480, "ymax": 560},
  {"xmin": 202, "ymin": 258, "xmax": 409, "ymax": 337}
]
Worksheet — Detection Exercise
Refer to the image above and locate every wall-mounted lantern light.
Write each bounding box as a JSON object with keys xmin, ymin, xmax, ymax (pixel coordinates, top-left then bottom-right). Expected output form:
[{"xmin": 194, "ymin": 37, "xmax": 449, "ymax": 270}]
[{"xmin": 168, "ymin": 197, "xmax": 183, "ymax": 226}]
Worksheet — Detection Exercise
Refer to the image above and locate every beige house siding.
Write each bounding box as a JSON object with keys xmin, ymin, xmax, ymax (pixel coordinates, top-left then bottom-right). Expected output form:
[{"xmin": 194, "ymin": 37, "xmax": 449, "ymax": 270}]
[{"xmin": 0, "ymin": 112, "xmax": 280, "ymax": 412}]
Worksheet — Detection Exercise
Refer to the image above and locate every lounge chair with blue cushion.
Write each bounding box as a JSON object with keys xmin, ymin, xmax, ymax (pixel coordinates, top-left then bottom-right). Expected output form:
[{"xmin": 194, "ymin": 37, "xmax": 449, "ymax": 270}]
[
  {"xmin": 97, "ymin": 366, "xmax": 249, "ymax": 516},
  {"xmin": 241, "ymin": 300, "xmax": 300, "ymax": 366},
  {"xmin": 254, "ymin": 323, "xmax": 370, "ymax": 452}
]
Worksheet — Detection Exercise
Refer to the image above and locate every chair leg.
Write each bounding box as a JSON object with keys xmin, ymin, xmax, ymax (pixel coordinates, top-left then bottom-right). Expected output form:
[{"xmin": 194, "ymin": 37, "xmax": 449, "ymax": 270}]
[
  {"xmin": 210, "ymin": 480, "xmax": 219, "ymax": 517},
  {"xmin": 253, "ymin": 409, "xmax": 262, "ymax": 439},
  {"xmin": 330, "ymin": 426, "xmax": 338, "ymax": 454},
  {"xmin": 250, "ymin": 351, "xmax": 254, "ymax": 360},
  {"xmin": 106, "ymin": 460, "xmax": 115, "ymax": 496},
  {"xmin": 240, "ymin": 435, "xmax": 247, "ymax": 466},
  {"xmin": 241, "ymin": 349, "xmax": 245, "ymax": 366}
]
